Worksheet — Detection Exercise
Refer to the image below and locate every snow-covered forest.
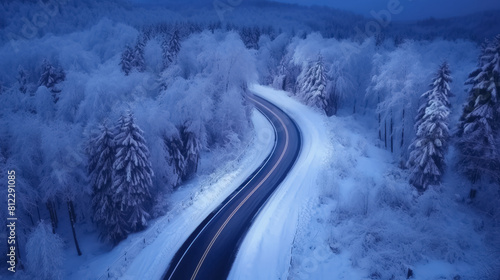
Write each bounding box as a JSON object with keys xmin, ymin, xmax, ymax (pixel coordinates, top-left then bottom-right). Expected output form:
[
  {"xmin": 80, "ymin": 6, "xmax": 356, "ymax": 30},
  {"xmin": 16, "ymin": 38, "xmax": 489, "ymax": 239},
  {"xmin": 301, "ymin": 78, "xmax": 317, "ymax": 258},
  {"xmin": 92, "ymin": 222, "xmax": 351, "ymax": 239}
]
[{"xmin": 0, "ymin": 0, "xmax": 499, "ymax": 279}]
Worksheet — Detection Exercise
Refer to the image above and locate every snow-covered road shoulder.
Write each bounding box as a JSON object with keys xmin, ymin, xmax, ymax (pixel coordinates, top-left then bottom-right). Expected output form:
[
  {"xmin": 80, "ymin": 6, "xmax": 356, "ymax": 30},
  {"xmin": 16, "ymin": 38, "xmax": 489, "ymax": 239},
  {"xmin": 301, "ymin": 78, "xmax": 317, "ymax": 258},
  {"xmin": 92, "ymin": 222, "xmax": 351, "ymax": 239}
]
[
  {"xmin": 71, "ymin": 109, "xmax": 275, "ymax": 280},
  {"xmin": 229, "ymin": 85, "xmax": 331, "ymax": 280}
]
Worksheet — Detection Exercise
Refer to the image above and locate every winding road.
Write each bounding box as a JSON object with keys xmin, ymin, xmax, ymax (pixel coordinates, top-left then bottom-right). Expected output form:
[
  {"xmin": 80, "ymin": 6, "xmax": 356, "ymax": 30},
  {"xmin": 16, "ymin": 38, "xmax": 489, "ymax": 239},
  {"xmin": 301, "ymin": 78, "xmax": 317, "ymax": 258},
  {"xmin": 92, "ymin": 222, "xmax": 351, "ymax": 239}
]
[{"xmin": 162, "ymin": 93, "xmax": 302, "ymax": 280}]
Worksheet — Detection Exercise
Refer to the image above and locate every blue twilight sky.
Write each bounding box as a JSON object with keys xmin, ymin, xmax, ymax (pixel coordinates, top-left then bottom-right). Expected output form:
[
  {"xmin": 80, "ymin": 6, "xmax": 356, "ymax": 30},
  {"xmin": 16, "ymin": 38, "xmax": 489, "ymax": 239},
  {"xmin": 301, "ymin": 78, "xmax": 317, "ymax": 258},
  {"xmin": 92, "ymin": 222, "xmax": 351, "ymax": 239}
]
[{"xmin": 272, "ymin": 0, "xmax": 500, "ymax": 20}]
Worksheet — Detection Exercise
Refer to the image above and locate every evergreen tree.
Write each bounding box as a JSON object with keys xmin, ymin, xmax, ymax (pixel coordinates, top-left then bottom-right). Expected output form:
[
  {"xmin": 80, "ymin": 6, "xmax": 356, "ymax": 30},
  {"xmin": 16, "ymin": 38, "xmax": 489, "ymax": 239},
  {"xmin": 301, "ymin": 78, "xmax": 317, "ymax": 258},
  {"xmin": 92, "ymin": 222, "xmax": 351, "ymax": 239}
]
[
  {"xmin": 283, "ymin": 58, "xmax": 301, "ymax": 93},
  {"xmin": 38, "ymin": 59, "xmax": 65, "ymax": 102},
  {"xmin": 407, "ymin": 62, "xmax": 452, "ymax": 191},
  {"xmin": 239, "ymin": 26, "xmax": 261, "ymax": 49},
  {"xmin": 179, "ymin": 122, "xmax": 202, "ymax": 181},
  {"xmin": 273, "ymin": 57, "xmax": 288, "ymax": 90},
  {"xmin": 457, "ymin": 35, "xmax": 500, "ymax": 183},
  {"xmin": 132, "ymin": 40, "xmax": 146, "ymax": 73},
  {"xmin": 164, "ymin": 131, "xmax": 185, "ymax": 187},
  {"xmin": 120, "ymin": 45, "xmax": 134, "ymax": 75},
  {"xmin": 162, "ymin": 30, "xmax": 181, "ymax": 68},
  {"xmin": 106, "ymin": 204, "xmax": 128, "ymax": 245},
  {"xmin": 297, "ymin": 55, "xmax": 328, "ymax": 113},
  {"xmin": 17, "ymin": 65, "xmax": 29, "ymax": 94},
  {"xmin": 87, "ymin": 123, "xmax": 117, "ymax": 242},
  {"xmin": 120, "ymin": 39, "xmax": 146, "ymax": 75},
  {"xmin": 112, "ymin": 112, "xmax": 153, "ymax": 234},
  {"xmin": 163, "ymin": 122, "xmax": 202, "ymax": 186}
]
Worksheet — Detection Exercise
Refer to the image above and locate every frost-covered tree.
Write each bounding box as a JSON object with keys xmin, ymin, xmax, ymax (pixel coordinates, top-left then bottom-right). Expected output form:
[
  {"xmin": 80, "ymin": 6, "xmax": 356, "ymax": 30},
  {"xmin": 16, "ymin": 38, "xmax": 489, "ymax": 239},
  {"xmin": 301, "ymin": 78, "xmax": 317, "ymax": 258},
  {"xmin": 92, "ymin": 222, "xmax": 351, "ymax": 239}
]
[
  {"xmin": 87, "ymin": 123, "xmax": 116, "ymax": 241},
  {"xmin": 367, "ymin": 42, "xmax": 427, "ymax": 161},
  {"xmin": 326, "ymin": 62, "xmax": 354, "ymax": 116},
  {"xmin": 26, "ymin": 222, "xmax": 64, "ymax": 280},
  {"xmin": 179, "ymin": 121, "xmax": 202, "ymax": 181},
  {"xmin": 457, "ymin": 35, "xmax": 500, "ymax": 183},
  {"xmin": 120, "ymin": 39, "xmax": 146, "ymax": 75},
  {"xmin": 162, "ymin": 29, "xmax": 181, "ymax": 68},
  {"xmin": 120, "ymin": 45, "xmax": 134, "ymax": 75},
  {"xmin": 239, "ymin": 26, "xmax": 261, "ymax": 49},
  {"xmin": 163, "ymin": 121, "xmax": 202, "ymax": 185},
  {"xmin": 132, "ymin": 40, "xmax": 146, "ymax": 73},
  {"xmin": 164, "ymin": 131, "xmax": 185, "ymax": 187},
  {"xmin": 407, "ymin": 62, "xmax": 452, "ymax": 191},
  {"xmin": 272, "ymin": 57, "xmax": 288, "ymax": 90},
  {"xmin": 112, "ymin": 112, "xmax": 153, "ymax": 234},
  {"xmin": 106, "ymin": 203, "xmax": 129, "ymax": 245},
  {"xmin": 273, "ymin": 55, "xmax": 301, "ymax": 93},
  {"xmin": 38, "ymin": 59, "xmax": 65, "ymax": 102},
  {"xmin": 297, "ymin": 55, "xmax": 328, "ymax": 113},
  {"xmin": 17, "ymin": 65, "xmax": 29, "ymax": 94}
]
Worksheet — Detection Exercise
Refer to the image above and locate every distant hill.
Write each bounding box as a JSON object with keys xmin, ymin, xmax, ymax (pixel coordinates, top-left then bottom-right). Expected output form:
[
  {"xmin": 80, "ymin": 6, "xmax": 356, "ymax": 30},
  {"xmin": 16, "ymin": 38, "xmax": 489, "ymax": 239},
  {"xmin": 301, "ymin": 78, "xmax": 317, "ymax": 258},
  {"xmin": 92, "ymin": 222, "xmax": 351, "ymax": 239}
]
[{"xmin": 1, "ymin": 0, "xmax": 498, "ymax": 45}]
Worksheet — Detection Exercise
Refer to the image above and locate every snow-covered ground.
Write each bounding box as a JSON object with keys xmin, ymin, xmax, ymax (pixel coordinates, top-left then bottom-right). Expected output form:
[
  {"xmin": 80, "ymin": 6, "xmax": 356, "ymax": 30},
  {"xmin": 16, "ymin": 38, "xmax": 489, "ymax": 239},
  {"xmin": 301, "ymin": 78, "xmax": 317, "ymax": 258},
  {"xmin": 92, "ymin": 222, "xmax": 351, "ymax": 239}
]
[
  {"xmin": 16, "ymin": 84, "xmax": 500, "ymax": 280},
  {"xmin": 65, "ymin": 109, "xmax": 275, "ymax": 280},
  {"xmin": 289, "ymin": 112, "xmax": 500, "ymax": 280},
  {"xmin": 231, "ymin": 85, "xmax": 500, "ymax": 280}
]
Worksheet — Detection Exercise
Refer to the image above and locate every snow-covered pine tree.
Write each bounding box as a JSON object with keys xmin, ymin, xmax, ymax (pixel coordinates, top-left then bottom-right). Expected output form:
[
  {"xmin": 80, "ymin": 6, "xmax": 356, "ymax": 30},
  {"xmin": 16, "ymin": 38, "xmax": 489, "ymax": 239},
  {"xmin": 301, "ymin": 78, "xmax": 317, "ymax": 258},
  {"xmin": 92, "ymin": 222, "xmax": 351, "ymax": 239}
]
[
  {"xmin": 179, "ymin": 121, "xmax": 202, "ymax": 181},
  {"xmin": 106, "ymin": 205, "xmax": 128, "ymax": 245},
  {"xmin": 164, "ymin": 131, "xmax": 186, "ymax": 187},
  {"xmin": 112, "ymin": 112, "xmax": 153, "ymax": 233},
  {"xmin": 297, "ymin": 55, "xmax": 328, "ymax": 113},
  {"xmin": 38, "ymin": 59, "xmax": 65, "ymax": 102},
  {"xmin": 120, "ymin": 45, "xmax": 134, "ymax": 75},
  {"xmin": 132, "ymin": 39, "xmax": 146, "ymax": 73},
  {"xmin": 407, "ymin": 62, "xmax": 452, "ymax": 191},
  {"xmin": 283, "ymin": 58, "xmax": 301, "ymax": 93},
  {"xmin": 457, "ymin": 35, "xmax": 500, "ymax": 183},
  {"xmin": 87, "ymin": 123, "xmax": 117, "ymax": 241},
  {"xmin": 161, "ymin": 34, "xmax": 170, "ymax": 69},
  {"xmin": 162, "ymin": 30, "xmax": 181, "ymax": 68},
  {"xmin": 272, "ymin": 57, "xmax": 288, "ymax": 90},
  {"xmin": 239, "ymin": 26, "xmax": 261, "ymax": 49},
  {"xmin": 17, "ymin": 65, "xmax": 29, "ymax": 94},
  {"xmin": 208, "ymin": 21, "xmax": 222, "ymax": 33}
]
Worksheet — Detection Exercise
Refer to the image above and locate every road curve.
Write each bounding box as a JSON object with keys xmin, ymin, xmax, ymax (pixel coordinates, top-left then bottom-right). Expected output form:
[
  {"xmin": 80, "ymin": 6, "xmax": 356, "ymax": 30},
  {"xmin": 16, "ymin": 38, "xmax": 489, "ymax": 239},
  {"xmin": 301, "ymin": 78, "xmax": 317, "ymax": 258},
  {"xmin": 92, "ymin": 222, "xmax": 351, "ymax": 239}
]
[{"xmin": 162, "ymin": 93, "xmax": 301, "ymax": 280}]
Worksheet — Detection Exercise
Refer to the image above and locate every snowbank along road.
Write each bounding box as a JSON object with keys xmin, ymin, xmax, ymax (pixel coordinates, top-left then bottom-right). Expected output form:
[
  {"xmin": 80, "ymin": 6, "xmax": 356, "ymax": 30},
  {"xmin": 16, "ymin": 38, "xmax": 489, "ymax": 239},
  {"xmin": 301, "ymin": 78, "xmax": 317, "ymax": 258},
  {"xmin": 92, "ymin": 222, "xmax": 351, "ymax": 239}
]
[{"xmin": 163, "ymin": 93, "xmax": 302, "ymax": 280}]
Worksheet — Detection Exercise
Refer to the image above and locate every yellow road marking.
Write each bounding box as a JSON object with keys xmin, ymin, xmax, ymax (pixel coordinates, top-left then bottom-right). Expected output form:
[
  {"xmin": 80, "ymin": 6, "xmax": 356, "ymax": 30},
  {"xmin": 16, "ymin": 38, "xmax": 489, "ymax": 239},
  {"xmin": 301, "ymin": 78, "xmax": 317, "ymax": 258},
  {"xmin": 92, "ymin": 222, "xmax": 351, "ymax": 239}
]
[{"xmin": 189, "ymin": 96, "xmax": 290, "ymax": 280}]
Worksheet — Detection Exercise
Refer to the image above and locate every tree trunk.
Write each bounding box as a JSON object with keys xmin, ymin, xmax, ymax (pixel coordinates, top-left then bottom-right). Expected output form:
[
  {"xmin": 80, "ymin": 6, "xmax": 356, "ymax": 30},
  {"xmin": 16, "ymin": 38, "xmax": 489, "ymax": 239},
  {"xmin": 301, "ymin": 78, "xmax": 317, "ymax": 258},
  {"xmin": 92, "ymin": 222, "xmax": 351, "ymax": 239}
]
[
  {"xmin": 46, "ymin": 201, "xmax": 56, "ymax": 234},
  {"xmin": 194, "ymin": 154, "xmax": 199, "ymax": 173},
  {"xmin": 378, "ymin": 96, "xmax": 381, "ymax": 140},
  {"xmin": 390, "ymin": 111, "xmax": 394, "ymax": 153},
  {"xmin": 37, "ymin": 205, "xmax": 41, "ymax": 222},
  {"xmin": 400, "ymin": 109, "xmax": 405, "ymax": 150},
  {"xmin": 384, "ymin": 120, "xmax": 387, "ymax": 149},
  {"xmin": 399, "ymin": 109, "xmax": 406, "ymax": 168},
  {"xmin": 67, "ymin": 200, "xmax": 82, "ymax": 256},
  {"xmin": 29, "ymin": 213, "xmax": 34, "ymax": 226},
  {"xmin": 378, "ymin": 113, "xmax": 381, "ymax": 140},
  {"xmin": 52, "ymin": 201, "xmax": 58, "ymax": 228},
  {"xmin": 333, "ymin": 96, "xmax": 338, "ymax": 115}
]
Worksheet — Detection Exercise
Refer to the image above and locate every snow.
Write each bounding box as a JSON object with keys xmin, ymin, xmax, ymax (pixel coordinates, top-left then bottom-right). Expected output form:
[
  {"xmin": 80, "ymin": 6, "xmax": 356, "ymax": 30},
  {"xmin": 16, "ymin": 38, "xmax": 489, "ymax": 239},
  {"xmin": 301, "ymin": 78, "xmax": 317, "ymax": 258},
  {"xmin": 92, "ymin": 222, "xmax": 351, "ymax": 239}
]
[
  {"xmin": 1, "ymin": 2, "xmax": 499, "ymax": 279},
  {"xmin": 229, "ymin": 84, "xmax": 331, "ymax": 280},
  {"xmin": 67, "ymin": 108, "xmax": 275, "ymax": 279},
  {"xmin": 230, "ymin": 85, "xmax": 500, "ymax": 280}
]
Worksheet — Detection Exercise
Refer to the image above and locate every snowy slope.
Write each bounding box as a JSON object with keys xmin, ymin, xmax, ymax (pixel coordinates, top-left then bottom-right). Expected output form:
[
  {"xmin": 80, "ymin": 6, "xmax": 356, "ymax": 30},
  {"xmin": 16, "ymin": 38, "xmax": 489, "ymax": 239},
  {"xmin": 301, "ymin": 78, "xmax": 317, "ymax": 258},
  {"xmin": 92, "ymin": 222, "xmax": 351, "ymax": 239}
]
[
  {"xmin": 230, "ymin": 85, "xmax": 500, "ymax": 280},
  {"xmin": 286, "ymin": 113, "xmax": 500, "ymax": 280},
  {"xmin": 69, "ymin": 109, "xmax": 275, "ymax": 280},
  {"xmin": 229, "ymin": 85, "xmax": 331, "ymax": 280}
]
